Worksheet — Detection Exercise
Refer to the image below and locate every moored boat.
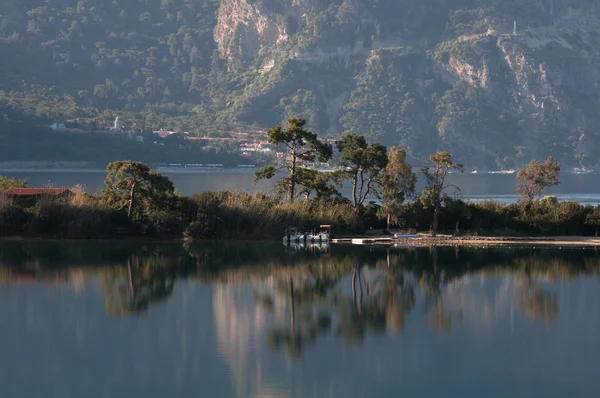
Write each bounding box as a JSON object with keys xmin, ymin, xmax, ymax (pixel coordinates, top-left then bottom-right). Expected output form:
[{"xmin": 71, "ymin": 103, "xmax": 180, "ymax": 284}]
[{"xmin": 283, "ymin": 225, "xmax": 331, "ymax": 245}]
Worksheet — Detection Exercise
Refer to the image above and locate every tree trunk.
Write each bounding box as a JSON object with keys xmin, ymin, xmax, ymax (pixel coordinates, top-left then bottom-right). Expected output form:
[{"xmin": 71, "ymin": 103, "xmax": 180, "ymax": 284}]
[
  {"xmin": 352, "ymin": 270, "xmax": 357, "ymax": 303},
  {"xmin": 432, "ymin": 200, "xmax": 440, "ymax": 237},
  {"xmin": 387, "ymin": 213, "xmax": 391, "ymax": 233},
  {"xmin": 357, "ymin": 169, "xmax": 365, "ymax": 208},
  {"xmin": 289, "ymin": 278, "xmax": 295, "ymax": 335},
  {"xmin": 127, "ymin": 181, "xmax": 136, "ymax": 218},
  {"xmin": 290, "ymin": 146, "xmax": 297, "ymax": 202},
  {"xmin": 127, "ymin": 258, "xmax": 135, "ymax": 301},
  {"xmin": 352, "ymin": 173, "xmax": 358, "ymax": 208}
]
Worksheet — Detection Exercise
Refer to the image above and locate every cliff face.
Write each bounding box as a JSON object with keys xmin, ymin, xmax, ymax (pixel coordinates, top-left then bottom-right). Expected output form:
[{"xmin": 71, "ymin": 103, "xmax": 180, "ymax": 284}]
[
  {"xmin": 215, "ymin": 1, "xmax": 289, "ymax": 70},
  {"xmin": 2, "ymin": 0, "xmax": 600, "ymax": 168},
  {"xmin": 213, "ymin": 0, "xmax": 600, "ymax": 168}
]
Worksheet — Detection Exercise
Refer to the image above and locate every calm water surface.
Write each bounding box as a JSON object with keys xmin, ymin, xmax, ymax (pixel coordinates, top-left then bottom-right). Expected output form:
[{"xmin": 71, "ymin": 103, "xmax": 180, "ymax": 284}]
[
  {"xmin": 4, "ymin": 171, "xmax": 600, "ymax": 204},
  {"xmin": 1, "ymin": 243, "xmax": 600, "ymax": 397}
]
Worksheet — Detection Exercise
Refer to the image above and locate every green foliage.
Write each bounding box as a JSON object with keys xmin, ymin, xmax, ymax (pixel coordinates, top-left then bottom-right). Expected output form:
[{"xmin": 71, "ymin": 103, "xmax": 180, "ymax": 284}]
[
  {"xmin": 0, "ymin": 0, "xmax": 597, "ymax": 168},
  {"xmin": 585, "ymin": 206, "xmax": 600, "ymax": 236},
  {"xmin": 254, "ymin": 118, "xmax": 333, "ymax": 201},
  {"xmin": 336, "ymin": 133, "xmax": 388, "ymax": 208},
  {"xmin": 295, "ymin": 168, "xmax": 341, "ymax": 200},
  {"xmin": 24, "ymin": 196, "xmax": 129, "ymax": 238},
  {"xmin": 0, "ymin": 0, "xmax": 220, "ymax": 113},
  {"xmin": 103, "ymin": 160, "xmax": 175, "ymax": 219},
  {"xmin": 184, "ymin": 191, "xmax": 363, "ymax": 240},
  {"xmin": 420, "ymin": 151, "xmax": 464, "ymax": 235},
  {"xmin": 377, "ymin": 147, "xmax": 416, "ymax": 227},
  {"xmin": 516, "ymin": 156, "xmax": 561, "ymax": 202},
  {"xmin": 340, "ymin": 48, "xmax": 442, "ymax": 157},
  {"xmin": 0, "ymin": 175, "xmax": 27, "ymax": 191},
  {"xmin": 0, "ymin": 196, "xmax": 26, "ymax": 236},
  {"xmin": 388, "ymin": 196, "xmax": 599, "ymax": 237}
]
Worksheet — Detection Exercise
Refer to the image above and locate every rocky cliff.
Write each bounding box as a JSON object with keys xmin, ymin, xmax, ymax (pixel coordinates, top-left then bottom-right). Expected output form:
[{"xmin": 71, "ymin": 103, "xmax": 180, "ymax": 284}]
[{"xmin": 212, "ymin": 0, "xmax": 600, "ymax": 168}]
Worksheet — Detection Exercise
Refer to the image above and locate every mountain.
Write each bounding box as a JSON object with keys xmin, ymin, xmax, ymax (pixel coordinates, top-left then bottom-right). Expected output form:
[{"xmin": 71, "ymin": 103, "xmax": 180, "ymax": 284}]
[{"xmin": 1, "ymin": 0, "xmax": 600, "ymax": 169}]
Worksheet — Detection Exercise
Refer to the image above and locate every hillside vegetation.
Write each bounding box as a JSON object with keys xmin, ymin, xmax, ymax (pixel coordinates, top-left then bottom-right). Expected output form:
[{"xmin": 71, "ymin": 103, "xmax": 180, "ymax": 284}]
[{"xmin": 1, "ymin": 0, "xmax": 600, "ymax": 168}]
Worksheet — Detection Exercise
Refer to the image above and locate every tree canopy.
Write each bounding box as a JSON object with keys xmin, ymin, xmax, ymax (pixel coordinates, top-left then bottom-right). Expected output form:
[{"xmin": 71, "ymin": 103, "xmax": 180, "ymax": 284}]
[
  {"xmin": 420, "ymin": 151, "xmax": 463, "ymax": 236},
  {"xmin": 0, "ymin": 176, "xmax": 27, "ymax": 191},
  {"xmin": 254, "ymin": 118, "xmax": 333, "ymax": 201},
  {"xmin": 336, "ymin": 133, "xmax": 388, "ymax": 209},
  {"xmin": 104, "ymin": 160, "xmax": 175, "ymax": 218},
  {"xmin": 516, "ymin": 156, "xmax": 561, "ymax": 202},
  {"xmin": 377, "ymin": 147, "xmax": 416, "ymax": 229}
]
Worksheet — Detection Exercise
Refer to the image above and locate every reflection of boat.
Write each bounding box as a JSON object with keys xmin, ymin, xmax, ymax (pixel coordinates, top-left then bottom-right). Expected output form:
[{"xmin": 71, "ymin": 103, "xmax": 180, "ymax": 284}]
[
  {"xmin": 394, "ymin": 242, "xmax": 421, "ymax": 248},
  {"xmin": 285, "ymin": 241, "xmax": 330, "ymax": 253},
  {"xmin": 283, "ymin": 225, "xmax": 331, "ymax": 245}
]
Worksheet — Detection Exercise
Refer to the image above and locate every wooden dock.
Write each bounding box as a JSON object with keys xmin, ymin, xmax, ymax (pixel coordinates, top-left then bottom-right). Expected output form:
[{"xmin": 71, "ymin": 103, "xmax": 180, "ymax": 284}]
[{"xmin": 332, "ymin": 237, "xmax": 395, "ymax": 245}]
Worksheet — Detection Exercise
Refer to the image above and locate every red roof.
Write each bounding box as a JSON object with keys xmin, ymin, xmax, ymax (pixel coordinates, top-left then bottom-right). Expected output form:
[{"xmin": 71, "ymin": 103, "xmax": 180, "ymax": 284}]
[{"xmin": 4, "ymin": 188, "xmax": 70, "ymax": 196}]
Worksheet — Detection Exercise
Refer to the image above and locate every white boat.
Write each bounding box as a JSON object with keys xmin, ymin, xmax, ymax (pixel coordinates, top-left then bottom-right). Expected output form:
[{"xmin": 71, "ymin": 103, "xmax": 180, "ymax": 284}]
[
  {"xmin": 573, "ymin": 168, "xmax": 593, "ymax": 174},
  {"xmin": 282, "ymin": 232, "xmax": 330, "ymax": 244},
  {"xmin": 283, "ymin": 225, "xmax": 331, "ymax": 245},
  {"xmin": 488, "ymin": 170, "xmax": 516, "ymax": 175}
]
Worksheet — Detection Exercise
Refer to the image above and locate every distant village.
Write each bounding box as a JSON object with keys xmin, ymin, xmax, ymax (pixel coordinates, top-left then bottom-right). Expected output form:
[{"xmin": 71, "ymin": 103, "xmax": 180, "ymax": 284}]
[
  {"xmin": 42, "ymin": 116, "xmax": 344, "ymax": 171},
  {"xmin": 47, "ymin": 116, "xmax": 281, "ymax": 161}
]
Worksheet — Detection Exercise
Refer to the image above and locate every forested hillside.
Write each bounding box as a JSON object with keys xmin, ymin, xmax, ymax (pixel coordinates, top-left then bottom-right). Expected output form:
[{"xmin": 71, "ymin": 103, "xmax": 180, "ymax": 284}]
[{"xmin": 1, "ymin": 0, "xmax": 600, "ymax": 168}]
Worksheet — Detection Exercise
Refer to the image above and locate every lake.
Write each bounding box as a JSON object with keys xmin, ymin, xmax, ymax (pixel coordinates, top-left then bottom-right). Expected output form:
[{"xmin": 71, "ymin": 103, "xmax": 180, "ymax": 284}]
[
  {"xmin": 3, "ymin": 170, "xmax": 600, "ymax": 204},
  {"xmin": 1, "ymin": 242, "xmax": 600, "ymax": 397}
]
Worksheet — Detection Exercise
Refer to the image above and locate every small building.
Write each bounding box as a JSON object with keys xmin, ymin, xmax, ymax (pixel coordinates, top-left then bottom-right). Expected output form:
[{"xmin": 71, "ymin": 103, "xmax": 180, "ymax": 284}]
[{"xmin": 3, "ymin": 188, "xmax": 72, "ymax": 206}]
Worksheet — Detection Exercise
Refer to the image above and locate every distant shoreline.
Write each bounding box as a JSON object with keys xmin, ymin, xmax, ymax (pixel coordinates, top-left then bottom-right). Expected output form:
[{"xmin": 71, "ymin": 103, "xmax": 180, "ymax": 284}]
[
  {"xmin": 0, "ymin": 168, "xmax": 257, "ymax": 174},
  {"xmin": 0, "ymin": 168, "xmax": 107, "ymax": 173}
]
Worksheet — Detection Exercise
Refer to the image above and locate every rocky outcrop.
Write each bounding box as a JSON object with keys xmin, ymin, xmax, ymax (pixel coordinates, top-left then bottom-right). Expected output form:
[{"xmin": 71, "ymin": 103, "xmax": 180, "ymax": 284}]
[{"xmin": 215, "ymin": 0, "xmax": 315, "ymax": 71}]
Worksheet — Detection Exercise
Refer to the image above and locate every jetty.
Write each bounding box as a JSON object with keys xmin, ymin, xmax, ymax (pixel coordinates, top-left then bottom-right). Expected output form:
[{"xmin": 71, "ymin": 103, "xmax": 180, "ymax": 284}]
[{"xmin": 332, "ymin": 233, "xmax": 600, "ymax": 248}]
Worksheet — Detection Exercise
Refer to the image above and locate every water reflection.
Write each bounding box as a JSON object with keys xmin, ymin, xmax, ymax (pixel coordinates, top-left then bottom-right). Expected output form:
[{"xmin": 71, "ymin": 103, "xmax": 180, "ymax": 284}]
[{"xmin": 1, "ymin": 243, "xmax": 600, "ymax": 397}]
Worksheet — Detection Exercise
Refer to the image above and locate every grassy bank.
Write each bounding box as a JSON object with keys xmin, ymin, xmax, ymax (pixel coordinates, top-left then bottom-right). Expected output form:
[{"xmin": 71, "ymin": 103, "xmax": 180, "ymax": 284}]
[
  {"xmin": 1, "ymin": 188, "xmax": 600, "ymax": 241},
  {"xmin": 0, "ymin": 188, "xmax": 365, "ymax": 240}
]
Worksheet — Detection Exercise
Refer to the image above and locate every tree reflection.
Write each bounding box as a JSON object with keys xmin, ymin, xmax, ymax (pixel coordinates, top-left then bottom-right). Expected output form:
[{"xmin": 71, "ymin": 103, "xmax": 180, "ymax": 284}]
[
  {"xmin": 5, "ymin": 242, "xmax": 600, "ymax": 339},
  {"xmin": 100, "ymin": 251, "xmax": 194, "ymax": 317},
  {"xmin": 263, "ymin": 275, "xmax": 335, "ymax": 358},
  {"xmin": 421, "ymin": 247, "xmax": 453, "ymax": 334},
  {"xmin": 253, "ymin": 250, "xmax": 419, "ymax": 357},
  {"xmin": 516, "ymin": 267, "xmax": 558, "ymax": 325}
]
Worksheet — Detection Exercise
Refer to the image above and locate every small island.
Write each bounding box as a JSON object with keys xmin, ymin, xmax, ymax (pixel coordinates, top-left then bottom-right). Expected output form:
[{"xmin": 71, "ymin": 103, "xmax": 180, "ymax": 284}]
[{"xmin": 1, "ymin": 118, "xmax": 599, "ymax": 245}]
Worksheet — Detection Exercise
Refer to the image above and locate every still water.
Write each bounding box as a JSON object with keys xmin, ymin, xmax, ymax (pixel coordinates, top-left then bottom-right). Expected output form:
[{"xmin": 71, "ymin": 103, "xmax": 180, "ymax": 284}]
[
  {"xmin": 1, "ymin": 242, "xmax": 600, "ymax": 397},
  {"xmin": 3, "ymin": 170, "xmax": 600, "ymax": 203}
]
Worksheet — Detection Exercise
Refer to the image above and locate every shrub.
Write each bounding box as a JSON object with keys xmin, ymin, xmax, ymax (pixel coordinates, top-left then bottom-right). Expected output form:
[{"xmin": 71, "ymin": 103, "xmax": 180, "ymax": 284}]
[
  {"xmin": 184, "ymin": 192, "xmax": 364, "ymax": 240},
  {"xmin": 0, "ymin": 195, "xmax": 26, "ymax": 236}
]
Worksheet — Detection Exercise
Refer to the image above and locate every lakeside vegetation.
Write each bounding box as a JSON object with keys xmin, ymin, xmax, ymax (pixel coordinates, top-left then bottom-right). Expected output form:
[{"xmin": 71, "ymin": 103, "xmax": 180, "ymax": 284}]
[{"xmin": 0, "ymin": 118, "xmax": 597, "ymax": 240}]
